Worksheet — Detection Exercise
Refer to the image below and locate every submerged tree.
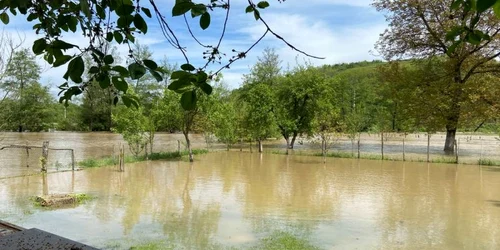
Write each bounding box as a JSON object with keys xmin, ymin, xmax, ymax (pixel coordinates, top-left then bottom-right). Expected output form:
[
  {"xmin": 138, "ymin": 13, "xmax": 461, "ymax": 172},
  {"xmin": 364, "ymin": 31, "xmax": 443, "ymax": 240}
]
[{"xmin": 374, "ymin": 0, "xmax": 500, "ymax": 153}]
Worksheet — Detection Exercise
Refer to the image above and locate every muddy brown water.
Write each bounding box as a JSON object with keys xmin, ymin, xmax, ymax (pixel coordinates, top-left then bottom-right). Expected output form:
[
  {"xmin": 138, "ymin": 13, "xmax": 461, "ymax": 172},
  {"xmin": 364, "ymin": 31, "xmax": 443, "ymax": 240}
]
[{"xmin": 1, "ymin": 149, "xmax": 500, "ymax": 249}]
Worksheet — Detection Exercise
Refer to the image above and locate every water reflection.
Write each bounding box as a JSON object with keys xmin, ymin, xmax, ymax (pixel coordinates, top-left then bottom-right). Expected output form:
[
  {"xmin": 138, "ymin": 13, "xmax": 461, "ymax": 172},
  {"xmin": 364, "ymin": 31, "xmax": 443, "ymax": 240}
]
[{"xmin": 0, "ymin": 152, "xmax": 500, "ymax": 249}]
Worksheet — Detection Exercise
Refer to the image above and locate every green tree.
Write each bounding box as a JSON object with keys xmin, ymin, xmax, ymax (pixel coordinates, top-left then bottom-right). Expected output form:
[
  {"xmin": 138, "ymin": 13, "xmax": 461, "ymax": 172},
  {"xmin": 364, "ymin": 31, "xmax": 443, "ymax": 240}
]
[
  {"xmin": 274, "ymin": 66, "xmax": 324, "ymax": 149},
  {"xmin": 1, "ymin": 48, "xmax": 41, "ymax": 132},
  {"xmin": 241, "ymin": 83, "xmax": 276, "ymax": 153},
  {"xmin": 112, "ymin": 96, "xmax": 150, "ymax": 157},
  {"xmin": 374, "ymin": 0, "xmax": 500, "ymax": 153}
]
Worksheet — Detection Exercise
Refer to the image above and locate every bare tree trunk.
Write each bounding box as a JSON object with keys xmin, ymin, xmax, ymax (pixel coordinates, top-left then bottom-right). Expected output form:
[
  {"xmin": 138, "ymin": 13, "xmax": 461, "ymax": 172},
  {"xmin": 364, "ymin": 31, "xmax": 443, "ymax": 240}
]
[
  {"xmin": 184, "ymin": 132, "xmax": 193, "ymax": 162},
  {"xmin": 402, "ymin": 134, "xmax": 406, "ymax": 162},
  {"xmin": 290, "ymin": 132, "xmax": 298, "ymax": 149},
  {"xmin": 258, "ymin": 139, "xmax": 263, "ymax": 153},
  {"xmin": 285, "ymin": 137, "xmax": 290, "ymax": 155},
  {"xmin": 427, "ymin": 133, "xmax": 431, "ymax": 163},
  {"xmin": 444, "ymin": 127, "xmax": 456, "ymax": 154},
  {"xmin": 381, "ymin": 132, "xmax": 384, "ymax": 160},
  {"xmin": 357, "ymin": 135, "xmax": 360, "ymax": 159}
]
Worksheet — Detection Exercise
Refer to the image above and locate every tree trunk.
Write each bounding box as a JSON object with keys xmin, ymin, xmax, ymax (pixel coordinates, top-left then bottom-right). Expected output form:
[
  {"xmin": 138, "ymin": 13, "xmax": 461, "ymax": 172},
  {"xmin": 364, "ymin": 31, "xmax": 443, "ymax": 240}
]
[
  {"xmin": 184, "ymin": 132, "xmax": 193, "ymax": 162},
  {"xmin": 290, "ymin": 132, "xmax": 298, "ymax": 149},
  {"xmin": 285, "ymin": 137, "xmax": 290, "ymax": 155},
  {"xmin": 444, "ymin": 126, "xmax": 456, "ymax": 155},
  {"xmin": 258, "ymin": 139, "xmax": 263, "ymax": 153}
]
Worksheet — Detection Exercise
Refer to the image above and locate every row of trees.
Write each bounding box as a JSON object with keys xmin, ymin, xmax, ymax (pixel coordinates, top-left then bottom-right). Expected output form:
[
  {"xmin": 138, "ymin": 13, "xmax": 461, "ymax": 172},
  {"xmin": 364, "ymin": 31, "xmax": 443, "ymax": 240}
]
[{"xmin": 2, "ymin": 44, "xmax": 500, "ymax": 160}]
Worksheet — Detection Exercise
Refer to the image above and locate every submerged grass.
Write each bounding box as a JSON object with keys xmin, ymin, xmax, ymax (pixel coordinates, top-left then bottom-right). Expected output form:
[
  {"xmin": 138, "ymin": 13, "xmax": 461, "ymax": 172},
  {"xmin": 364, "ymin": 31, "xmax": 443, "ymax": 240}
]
[
  {"xmin": 126, "ymin": 231, "xmax": 320, "ymax": 250},
  {"xmin": 269, "ymin": 150, "xmax": 491, "ymax": 166},
  {"xmin": 30, "ymin": 193, "xmax": 94, "ymax": 207},
  {"xmin": 78, "ymin": 149, "xmax": 209, "ymax": 168}
]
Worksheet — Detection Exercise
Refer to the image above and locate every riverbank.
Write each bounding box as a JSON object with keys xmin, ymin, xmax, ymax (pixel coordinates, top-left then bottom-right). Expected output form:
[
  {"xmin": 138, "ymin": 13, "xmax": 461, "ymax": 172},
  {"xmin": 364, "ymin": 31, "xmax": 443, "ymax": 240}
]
[{"xmin": 78, "ymin": 149, "xmax": 209, "ymax": 168}]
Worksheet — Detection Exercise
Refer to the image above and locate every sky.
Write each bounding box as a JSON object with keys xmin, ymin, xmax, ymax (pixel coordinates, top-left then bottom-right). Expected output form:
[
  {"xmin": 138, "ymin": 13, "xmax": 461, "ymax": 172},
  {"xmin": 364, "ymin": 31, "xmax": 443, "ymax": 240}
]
[{"xmin": 2, "ymin": 0, "xmax": 387, "ymax": 93}]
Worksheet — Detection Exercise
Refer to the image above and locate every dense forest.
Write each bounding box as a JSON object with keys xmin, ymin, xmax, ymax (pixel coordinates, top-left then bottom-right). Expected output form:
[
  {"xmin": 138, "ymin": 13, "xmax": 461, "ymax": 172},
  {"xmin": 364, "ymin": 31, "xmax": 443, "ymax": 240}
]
[{"xmin": 1, "ymin": 45, "xmax": 499, "ymax": 159}]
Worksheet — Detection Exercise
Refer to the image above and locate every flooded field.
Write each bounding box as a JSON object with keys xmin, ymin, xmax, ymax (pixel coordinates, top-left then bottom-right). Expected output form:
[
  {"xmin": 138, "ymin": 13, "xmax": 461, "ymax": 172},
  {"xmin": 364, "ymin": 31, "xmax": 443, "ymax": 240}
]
[{"xmin": 1, "ymin": 151, "xmax": 500, "ymax": 249}]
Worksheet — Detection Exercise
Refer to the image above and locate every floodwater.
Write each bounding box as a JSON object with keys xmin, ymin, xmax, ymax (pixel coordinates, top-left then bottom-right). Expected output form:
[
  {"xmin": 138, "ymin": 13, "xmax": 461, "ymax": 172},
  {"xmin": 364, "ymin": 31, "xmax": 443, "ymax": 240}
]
[
  {"xmin": 0, "ymin": 132, "xmax": 208, "ymax": 178},
  {"xmin": 1, "ymin": 151, "xmax": 500, "ymax": 249}
]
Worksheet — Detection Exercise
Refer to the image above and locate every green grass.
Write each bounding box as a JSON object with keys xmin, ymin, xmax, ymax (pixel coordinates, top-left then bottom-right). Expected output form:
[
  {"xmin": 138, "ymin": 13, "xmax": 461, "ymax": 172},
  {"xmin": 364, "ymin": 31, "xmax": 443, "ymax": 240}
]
[
  {"xmin": 478, "ymin": 158, "xmax": 500, "ymax": 166},
  {"xmin": 78, "ymin": 149, "xmax": 209, "ymax": 168},
  {"xmin": 252, "ymin": 231, "xmax": 320, "ymax": 250},
  {"xmin": 124, "ymin": 231, "xmax": 320, "ymax": 250}
]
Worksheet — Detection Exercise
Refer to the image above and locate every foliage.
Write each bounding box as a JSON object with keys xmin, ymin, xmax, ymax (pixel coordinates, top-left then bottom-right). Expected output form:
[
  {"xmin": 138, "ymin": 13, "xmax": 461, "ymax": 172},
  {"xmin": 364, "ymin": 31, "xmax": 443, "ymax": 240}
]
[
  {"xmin": 0, "ymin": 0, "xmax": 312, "ymax": 111},
  {"xmin": 112, "ymin": 93, "xmax": 151, "ymax": 157},
  {"xmin": 373, "ymin": 0, "xmax": 500, "ymax": 153}
]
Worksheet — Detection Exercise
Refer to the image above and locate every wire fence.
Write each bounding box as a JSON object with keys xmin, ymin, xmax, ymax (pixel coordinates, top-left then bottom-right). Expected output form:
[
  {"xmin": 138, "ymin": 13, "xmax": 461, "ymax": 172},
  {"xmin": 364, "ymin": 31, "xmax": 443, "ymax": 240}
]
[{"xmin": 286, "ymin": 132, "xmax": 500, "ymax": 165}]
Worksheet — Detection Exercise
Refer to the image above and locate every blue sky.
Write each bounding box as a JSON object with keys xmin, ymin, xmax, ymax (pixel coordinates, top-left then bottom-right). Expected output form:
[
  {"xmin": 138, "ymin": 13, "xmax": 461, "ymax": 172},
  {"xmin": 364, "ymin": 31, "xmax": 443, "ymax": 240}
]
[{"xmin": 3, "ymin": 0, "xmax": 387, "ymax": 92}]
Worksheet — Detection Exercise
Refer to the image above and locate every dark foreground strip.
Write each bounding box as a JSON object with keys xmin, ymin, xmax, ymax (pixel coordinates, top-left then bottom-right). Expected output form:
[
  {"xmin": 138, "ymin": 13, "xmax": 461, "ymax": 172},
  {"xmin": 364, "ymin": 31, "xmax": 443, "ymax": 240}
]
[{"xmin": 0, "ymin": 228, "xmax": 99, "ymax": 250}]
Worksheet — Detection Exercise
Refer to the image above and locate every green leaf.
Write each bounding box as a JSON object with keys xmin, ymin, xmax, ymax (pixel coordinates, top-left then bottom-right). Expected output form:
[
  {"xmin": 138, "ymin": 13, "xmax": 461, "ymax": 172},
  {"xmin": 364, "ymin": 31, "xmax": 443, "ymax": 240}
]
[
  {"xmin": 245, "ymin": 5, "xmax": 254, "ymax": 13},
  {"xmin": 112, "ymin": 65, "xmax": 129, "ymax": 77},
  {"xmin": 0, "ymin": 12, "xmax": 9, "ymax": 24},
  {"xmin": 254, "ymin": 9, "xmax": 260, "ymax": 20},
  {"xmin": 150, "ymin": 70, "xmax": 163, "ymax": 82},
  {"xmin": 172, "ymin": 1, "xmax": 194, "ymax": 16},
  {"xmin": 89, "ymin": 66, "xmax": 99, "ymax": 74},
  {"xmin": 143, "ymin": 59, "xmax": 158, "ymax": 70},
  {"xmin": 445, "ymin": 26, "xmax": 464, "ymax": 41},
  {"xmin": 106, "ymin": 32, "xmax": 113, "ymax": 42},
  {"xmin": 53, "ymin": 55, "xmax": 72, "ymax": 67},
  {"xmin": 80, "ymin": 0, "xmax": 91, "ymax": 18},
  {"xmin": 199, "ymin": 82, "xmax": 212, "ymax": 95},
  {"xmin": 141, "ymin": 7, "xmax": 152, "ymax": 18},
  {"xmin": 103, "ymin": 55, "xmax": 114, "ymax": 64},
  {"xmin": 477, "ymin": 0, "xmax": 496, "ymax": 12},
  {"xmin": 467, "ymin": 32, "xmax": 482, "ymax": 44},
  {"xmin": 191, "ymin": 4, "xmax": 206, "ymax": 17},
  {"xmin": 134, "ymin": 14, "xmax": 148, "ymax": 34},
  {"xmin": 181, "ymin": 63, "xmax": 196, "ymax": 71},
  {"xmin": 171, "ymin": 70, "xmax": 191, "ymax": 79},
  {"xmin": 68, "ymin": 16, "xmax": 78, "ymax": 32},
  {"xmin": 117, "ymin": 15, "xmax": 134, "ymax": 28},
  {"xmin": 168, "ymin": 79, "xmax": 192, "ymax": 92},
  {"xmin": 52, "ymin": 40, "xmax": 76, "ymax": 50},
  {"xmin": 112, "ymin": 76, "xmax": 128, "ymax": 92},
  {"xmin": 128, "ymin": 62, "xmax": 147, "ymax": 79},
  {"xmin": 99, "ymin": 75, "xmax": 111, "ymax": 89},
  {"xmin": 493, "ymin": 1, "xmax": 500, "ymax": 16},
  {"xmin": 68, "ymin": 56, "xmax": 85, "ymax": 83},
  {"xmin": 122, "ymin": 95, "xmax": 138, "ymax": 109},
  {"xmin": 181, "ymin": 90, "xmax": 197, "ymax": 110},
  {"xmin": 200, "ymin": 12, "xmax": 210, "ymax": 30},
  {"xmin": 32, "ymin": 38, "xmax": 47, "ymax": 55},
  {"xmin": 116, "ymin": 4, "xmax": 135, "ymax": 16},
  {"xmin": 257, "ymin": 1, "xmax": 270, "ymax": 9},
  {"xmin": 197, "ymin": 71, "xmax": 208, "ymax": 83},
  {"xmin": 114, "ymin": 31, "xmax": 124, "ymax": 44}
]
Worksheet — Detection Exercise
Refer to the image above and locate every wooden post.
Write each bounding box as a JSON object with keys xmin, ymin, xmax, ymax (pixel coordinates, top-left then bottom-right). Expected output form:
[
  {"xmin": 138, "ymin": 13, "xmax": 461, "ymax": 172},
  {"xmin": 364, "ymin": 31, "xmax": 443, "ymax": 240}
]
[
  {"xmin": 41, "ymin": 141, "xmax": 49, "ymax": 172},
  {"xmin": 454, "ymin": 139, "xmax": 459, "ymax": 164},
  {"xmin": 480, "ymin": 138, "xmax": 483, "ymax": 165},
  {"xmin": 381, "ymin": 132, "xmax": 384, "ymax": 160},
  {"xmin": 145, "ymin": 142, "xmax": 149, "ymax": 160},
  {"xmin": 402, "ymin": 134, "xmax": 406, "ymax": 162},
  {"xmin": 250, "ymin": 140, "xmax": 253, "ymax": 153},
  {"xmin": 71, "ymin": 149, "xmax": 75, "ymax": 171},
  {"xmin": 427, "ymin": 133, "xmax": 431, "ymax": 163},
  {"xmin": 177, "ymin": 140, "xmax": 181, "ymax": 154},
  {"xmin": 240, "ymin": 138, "xmax": 243, "ymax": 152}
]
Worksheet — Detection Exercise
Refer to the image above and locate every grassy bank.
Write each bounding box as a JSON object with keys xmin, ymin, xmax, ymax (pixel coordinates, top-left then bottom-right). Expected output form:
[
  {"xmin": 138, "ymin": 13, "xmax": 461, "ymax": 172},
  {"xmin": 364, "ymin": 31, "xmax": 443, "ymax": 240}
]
[
  {"xmin": 270, "ymin": 150, "xmax": 500, "ymax": 167},
  {"xmin": 78, "ymin": 149, "xmax": 209, "ymax": 168}
]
